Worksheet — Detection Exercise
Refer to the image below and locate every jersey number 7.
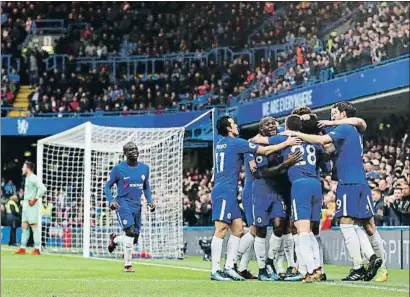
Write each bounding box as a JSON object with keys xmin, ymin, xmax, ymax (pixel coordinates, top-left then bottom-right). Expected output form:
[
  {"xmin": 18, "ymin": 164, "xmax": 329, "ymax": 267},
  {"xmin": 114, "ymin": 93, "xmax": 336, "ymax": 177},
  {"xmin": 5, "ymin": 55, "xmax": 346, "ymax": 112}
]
[{"xmin": 216, "ymin": 152, "xmax": 225, "ymax": 173}]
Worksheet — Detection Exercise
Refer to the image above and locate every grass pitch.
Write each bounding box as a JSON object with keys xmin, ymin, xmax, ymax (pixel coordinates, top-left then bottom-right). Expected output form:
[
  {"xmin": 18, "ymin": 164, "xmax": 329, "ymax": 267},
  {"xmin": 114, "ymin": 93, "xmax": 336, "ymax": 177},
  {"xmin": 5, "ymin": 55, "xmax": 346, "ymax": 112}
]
[{"xmin": 1, "ymin": 248, "xmax": 409, "ymax": 297}]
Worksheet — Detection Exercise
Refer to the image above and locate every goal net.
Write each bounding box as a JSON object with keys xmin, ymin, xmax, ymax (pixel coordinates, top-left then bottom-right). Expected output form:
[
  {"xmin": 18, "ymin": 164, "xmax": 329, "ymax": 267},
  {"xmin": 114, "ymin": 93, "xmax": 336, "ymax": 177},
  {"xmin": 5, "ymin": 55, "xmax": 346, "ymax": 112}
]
[{"xmin": 37, "ymin": 121, "xmax": 194, "ymax": 259}]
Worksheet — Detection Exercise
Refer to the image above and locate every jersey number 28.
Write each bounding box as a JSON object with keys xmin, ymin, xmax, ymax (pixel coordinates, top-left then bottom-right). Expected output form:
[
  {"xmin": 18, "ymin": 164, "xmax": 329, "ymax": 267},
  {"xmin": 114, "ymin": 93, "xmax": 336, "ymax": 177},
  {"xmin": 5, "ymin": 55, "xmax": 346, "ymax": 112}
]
[
  {"xmin": 291, "ymin": 145, "xmax": 316, "ymax": 166},
  {"xmin": 216, "ymin": 152, "xmax": 225, "ymax": 173}
]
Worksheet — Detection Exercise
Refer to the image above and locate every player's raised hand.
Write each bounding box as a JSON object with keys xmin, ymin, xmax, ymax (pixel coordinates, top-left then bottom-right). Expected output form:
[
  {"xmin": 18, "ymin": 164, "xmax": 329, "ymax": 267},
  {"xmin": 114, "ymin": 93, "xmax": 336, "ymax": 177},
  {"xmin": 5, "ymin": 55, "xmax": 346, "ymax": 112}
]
[
  {"xmin": 285, "ymin": 136, "xmax": 302, "ymax": 146},
  {"xmin": 317, "ymin": 120, "xmax": 334, "ymax": 128},
  {"xmin": 110, "ymin": 200, "xmax": 119, "ymax": 210},
  {"xmin": 148, "ymin": 203, "xmax": 156, "ymax": 213},
  {"xmin": 300, "ymin": 114, "xmax": 311, "ymax": 121},
  {"xmin": 285, "ymin": 150, "xmax": 303, "ymax": 166}
]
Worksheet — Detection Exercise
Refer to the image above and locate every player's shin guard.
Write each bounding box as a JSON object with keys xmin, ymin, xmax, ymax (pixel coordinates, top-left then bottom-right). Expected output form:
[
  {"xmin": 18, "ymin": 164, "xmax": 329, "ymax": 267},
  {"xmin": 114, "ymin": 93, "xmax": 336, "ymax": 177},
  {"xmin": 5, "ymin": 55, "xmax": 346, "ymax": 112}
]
[
  {"xmin": 238, "ymin": 235, "xmax": 255, "ymax": 272},
  {"xmin": 283, "ymin": 233, "xmax": 296, "ymax": 268},
  {"xmin": 309, "ymin": 233, "xmax": 321, "ymax": 269},
  {"xmin": 32, "ymin": 226, "xmax": 41, "ymax": 249},
  {"xmin": 254, "ymin": 237, "xmax": 267, "ymax": 269},
  {"xmin": 315, "ymin": 234, "xmax": 325, "ymax": 273},
  {"xmin": 236, "ymin": 232, "xmax": 255, "ymax": 266},
  {"xmin": 368, "ymin": 231, "xmax": 386, "ymax": 268},
  {"xmin": 123, "ymin": 236, "xmax": 134, "ymax": 267},
  {"xmin": 20, "ymin": 227, "xmax": 30, "ymax": 248},
  {"xmin": 225, "ymin": 235, "xmax": 241, "ymax": 269},
  {"xmin": 275, "ymin": 244, "xmax": 286, "ymax": 274},
  {"xmin": 268, "ymin": 234, "xmax": 282, "ymax": 265},
  {"xmin": 114, "ymin": 235, "xmax": 125, "ymax": 244},
  {"xmin": 211, "ymin": 236, "xmax": 224, "ymax": 274},
  {"xmin": 355, "ymin": 225, "xmax": 375, "ymax": 261},
  {"xmin": 340, "ymin": 224, "xmax": 363, "ymax": 269},
  {"xmin": 294, "ymin": 234, "xmax": 307, "ymax": 276},
  {"xmin": 299, "ymin": 232, "xmax": 316, "ymax": 274}
]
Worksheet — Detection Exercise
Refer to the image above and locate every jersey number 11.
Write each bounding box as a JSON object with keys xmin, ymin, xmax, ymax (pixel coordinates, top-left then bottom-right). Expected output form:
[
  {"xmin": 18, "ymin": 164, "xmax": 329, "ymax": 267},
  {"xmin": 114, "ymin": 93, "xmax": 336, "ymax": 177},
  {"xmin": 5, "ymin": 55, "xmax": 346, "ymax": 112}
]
[{"xmin": 216, "ymin": 152, "xmax": 225, "ymax": 173}]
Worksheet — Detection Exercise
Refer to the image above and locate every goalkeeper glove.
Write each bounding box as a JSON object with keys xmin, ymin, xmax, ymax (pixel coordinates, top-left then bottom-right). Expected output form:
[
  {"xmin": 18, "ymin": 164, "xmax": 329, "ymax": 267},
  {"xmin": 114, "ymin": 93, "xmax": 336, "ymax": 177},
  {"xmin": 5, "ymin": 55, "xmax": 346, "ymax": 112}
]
[
  {"xmin": 28, "ymin": 198, "xmax": 38, "ymax": 207},
  {"xmin": 148, "ymin": 203, "xmax": 156, "ymax": 213}
]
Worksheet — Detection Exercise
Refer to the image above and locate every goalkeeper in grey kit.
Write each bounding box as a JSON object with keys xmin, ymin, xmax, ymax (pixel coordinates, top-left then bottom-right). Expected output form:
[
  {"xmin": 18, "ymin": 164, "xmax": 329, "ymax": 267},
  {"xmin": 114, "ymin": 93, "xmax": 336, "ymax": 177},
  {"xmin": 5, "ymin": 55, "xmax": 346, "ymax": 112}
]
[{"xmin": 104, "ymin": 142, "xmax": 155, "ymax": 272}]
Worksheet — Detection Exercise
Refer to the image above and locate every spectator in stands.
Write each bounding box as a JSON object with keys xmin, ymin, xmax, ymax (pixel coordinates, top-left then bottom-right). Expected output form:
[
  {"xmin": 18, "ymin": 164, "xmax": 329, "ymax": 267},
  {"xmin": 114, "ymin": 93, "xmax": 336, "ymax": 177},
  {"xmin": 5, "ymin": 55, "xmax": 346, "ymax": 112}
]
[
  {"xmin": 372, "ymin": 188, "xmax": 385, "ymax": 226},
  {"xmin": 5, "ymin": 194, "xmax": 20, "ymax": 246},
  {"xmin": 384, "ymin": 187, "xmax": 405, "ymax": 226},
  {"xmin": 4, "ymin": 180, "xmax": 16, "ymax": 197}
]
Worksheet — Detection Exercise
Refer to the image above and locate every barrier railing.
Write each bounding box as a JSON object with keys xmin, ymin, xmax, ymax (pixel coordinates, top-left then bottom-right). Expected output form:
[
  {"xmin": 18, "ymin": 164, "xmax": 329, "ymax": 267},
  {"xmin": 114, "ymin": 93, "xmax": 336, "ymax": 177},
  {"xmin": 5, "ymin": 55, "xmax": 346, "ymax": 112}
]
[
  {"xmin": 43, "ymin": 39, "xmax": 306, "ymax": 81},
  {"xmin": 247, "ymin": 8, "xmax": 287, "ymax": 44},
  {"xmin": 22, "ymin": 19, "xmax": 66, "ymax": 48},
  {"xmin": 235, "ymin": 53, "xmax": 410, "ymax": 105},
  {"xmin": 1, "ymin": 55, "xmax": 21, "ymax": 80},
  {"xmin": 3, "ymin": 54, "xmax": 407, "ymax": 119}
]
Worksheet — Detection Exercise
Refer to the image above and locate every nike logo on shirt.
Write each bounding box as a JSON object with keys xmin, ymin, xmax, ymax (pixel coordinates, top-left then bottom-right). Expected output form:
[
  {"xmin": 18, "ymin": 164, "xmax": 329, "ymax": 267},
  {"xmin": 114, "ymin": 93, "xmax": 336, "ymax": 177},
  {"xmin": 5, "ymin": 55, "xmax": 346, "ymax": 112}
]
[{"xmin": 123, "ymin": 177, "xmax": 130, "ymax": 180}]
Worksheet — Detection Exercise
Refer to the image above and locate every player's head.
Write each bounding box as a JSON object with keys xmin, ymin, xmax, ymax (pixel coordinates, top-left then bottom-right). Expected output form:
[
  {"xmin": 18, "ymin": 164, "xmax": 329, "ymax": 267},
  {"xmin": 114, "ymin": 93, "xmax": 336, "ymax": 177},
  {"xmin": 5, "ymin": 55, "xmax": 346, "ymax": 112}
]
[
  {"xmin": 259, "ymin": 116, "xmax": 277, "ymax": 137},
  {"xmin": 22, "ymin": 161, "xmax": 35, "ymax": 175},
  {"xmin": 291, "ymin": 106, "xmax": 312, "ymax": 116},
  {"xmin": 217, "ymin": 116, "xmax": 239, "ymax": 137},
  {"xmin": 331, "ymin": 101, "xmax": 356, "ymax": 120},
  {"xmin": 285, "ymin": 114, "xmax": 302, "ymax": 132},
  {"xmin": 123, "ymin": 142, "xmax": 139, "ymax": 161},
  {"xmin": 301, "ymin": 113, "xmax": 321, "ymax": 135}
]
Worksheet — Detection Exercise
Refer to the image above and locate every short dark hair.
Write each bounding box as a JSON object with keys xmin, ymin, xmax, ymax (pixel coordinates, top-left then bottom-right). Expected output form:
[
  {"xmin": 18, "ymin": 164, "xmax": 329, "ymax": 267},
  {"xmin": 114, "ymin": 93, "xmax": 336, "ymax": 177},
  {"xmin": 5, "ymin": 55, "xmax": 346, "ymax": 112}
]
[
  {"xmin": 216, "ymin": 116, "xmax": 233, "ymax": 136},
  {"xmin": 291, "ymin": 106, "xmax": 312, "ymax": 116},
  {"xmin": 259, "ymin": 116, "xmax": 276, "ymax": 134},
  {"xmin": 24, "ymin": 161, "xmax": 35, "ymax": 172},
  {"xmin": 332, "ymin": 101, "xmax": 356, "ymax": 117},
  {"xmin": 285, "ymin": 115, "xmax": 302, "ymax": 131},
  {"xmin": 123, "ymin": 142, "xmax": 138, "ymax": 153},
  {"xmin": 301, "ymin": 114, "xmax": 321, "ymax": 134}
]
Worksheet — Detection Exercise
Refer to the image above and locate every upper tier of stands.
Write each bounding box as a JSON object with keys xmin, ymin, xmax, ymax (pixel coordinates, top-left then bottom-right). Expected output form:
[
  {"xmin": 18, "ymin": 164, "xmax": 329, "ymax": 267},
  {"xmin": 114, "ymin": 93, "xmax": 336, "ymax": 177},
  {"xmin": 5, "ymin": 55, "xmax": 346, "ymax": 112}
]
[{"xmin": 1, "ymin": 1, "xmax": 409, "ymax": 117}]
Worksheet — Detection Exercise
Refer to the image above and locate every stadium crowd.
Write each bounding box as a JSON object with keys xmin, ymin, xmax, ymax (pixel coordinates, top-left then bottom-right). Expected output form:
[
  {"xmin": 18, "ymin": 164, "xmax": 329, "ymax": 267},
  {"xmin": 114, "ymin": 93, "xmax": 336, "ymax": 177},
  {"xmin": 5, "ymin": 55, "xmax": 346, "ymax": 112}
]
[
  {"xmin": 0, "ymin": 2, "xmax": 408, "ymax": 117},
  {"xmin": 1, "ymin": 2, "xmax": 409, "ymax": 243}
]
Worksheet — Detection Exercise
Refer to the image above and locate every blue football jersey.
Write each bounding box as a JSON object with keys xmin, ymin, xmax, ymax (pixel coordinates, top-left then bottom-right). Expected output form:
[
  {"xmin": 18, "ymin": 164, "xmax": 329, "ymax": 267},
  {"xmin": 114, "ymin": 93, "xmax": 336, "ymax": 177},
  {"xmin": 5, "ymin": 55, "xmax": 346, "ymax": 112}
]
[
  {"xmin": 328, "ymin": 125, "xmax": 367, "ymax": 184},
  {"xmin": 214, "ymin": 137, "xmax": 259, "ymax": 190},
  {"xmin": 282, "ymin": 142, "xmax": 323, "ymax": 183},
  {"xmin": 104, "ymin": 161, "xmax": 152, "ymax": 205},
  {"xmin": 277, "ymin": 123, "xmax": 286, "ymax": 133},
  {"xmin": 244, "ymin": 153, "xmax": 255, "ymax": 188}
]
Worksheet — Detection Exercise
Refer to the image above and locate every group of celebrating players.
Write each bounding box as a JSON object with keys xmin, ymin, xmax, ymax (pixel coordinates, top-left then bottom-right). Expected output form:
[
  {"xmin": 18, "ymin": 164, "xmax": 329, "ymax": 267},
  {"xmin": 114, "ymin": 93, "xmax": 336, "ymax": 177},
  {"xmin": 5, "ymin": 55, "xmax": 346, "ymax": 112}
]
[
  {"xmin": 10, "ymin": 99, "xmax": 388, "ymax": 283},
  {"xmin": 210, "ymin": 101, "xmax": 388, "ymax": 283}
]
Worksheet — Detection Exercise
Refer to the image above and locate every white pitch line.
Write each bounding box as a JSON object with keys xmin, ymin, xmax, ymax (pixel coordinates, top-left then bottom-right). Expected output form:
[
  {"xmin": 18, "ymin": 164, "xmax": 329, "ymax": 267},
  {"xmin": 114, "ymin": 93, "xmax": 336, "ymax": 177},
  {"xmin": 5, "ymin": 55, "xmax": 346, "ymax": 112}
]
[
  {"xmin": 1, "ymin": 277, "xmax": 209, "ymax": 283},
  {"xmin": 3, "ymin": 249, "xmax": 409, "ymax": 293},
  {"xmin": 1, "ymin": 276, "xmax": 408, "ymax": 293}
]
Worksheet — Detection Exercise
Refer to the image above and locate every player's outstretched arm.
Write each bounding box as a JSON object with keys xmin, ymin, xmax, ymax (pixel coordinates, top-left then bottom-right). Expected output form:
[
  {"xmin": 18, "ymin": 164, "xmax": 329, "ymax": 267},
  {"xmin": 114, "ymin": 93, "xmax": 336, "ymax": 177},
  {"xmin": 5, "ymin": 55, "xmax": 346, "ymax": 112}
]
[
  {"xmin": 35, "ymin": 177, "xmax": 47, "ymax": 199},
  {"xmin": 256, "ymin": 137, "xmax": 301, "ymax": 155},
  {"xmin": 318, "ymin": 117, "xmax": 367, "ymax": 132},
  {"xmin": 104, "ymin": 167, "xmax": 119, "ymax": 204},
  {"xmin": 250, "ymin": 134, "xmax": 269, "ymax": 145},
  {"xmin": 280, "ymin": 130, "xmax": 333, "ymax": 145},
  {"xmin": 143, "ymin": 167, "xmax": 155, "ymax": 212}
]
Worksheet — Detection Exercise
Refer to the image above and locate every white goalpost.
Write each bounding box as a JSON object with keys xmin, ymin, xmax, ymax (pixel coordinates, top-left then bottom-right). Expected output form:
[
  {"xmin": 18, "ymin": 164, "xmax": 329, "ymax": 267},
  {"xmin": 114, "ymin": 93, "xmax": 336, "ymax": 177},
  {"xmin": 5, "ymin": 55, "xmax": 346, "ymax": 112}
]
[{"xmin": 37, "ymin": 109, "xmax": 213, "ymax": 259}]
